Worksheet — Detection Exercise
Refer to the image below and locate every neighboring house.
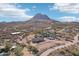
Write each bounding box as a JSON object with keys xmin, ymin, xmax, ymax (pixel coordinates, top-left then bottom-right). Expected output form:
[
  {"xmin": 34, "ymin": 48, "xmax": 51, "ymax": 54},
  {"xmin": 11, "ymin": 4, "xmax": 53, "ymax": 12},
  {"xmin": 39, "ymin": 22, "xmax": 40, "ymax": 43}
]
[
  {"xmin": 63, "ymin": 28, "xmax": 71, "ymax": 32},
  {"xmin": 32, "ymin": 37, "xmax": 44, "ymax": 43},
  {"xmin": 11, "ymin": 32, "xmax": 21, "ymax": 35},
  {"xmin": 47, "ymin": 37, "xmax": 56, "ymax": 40}
]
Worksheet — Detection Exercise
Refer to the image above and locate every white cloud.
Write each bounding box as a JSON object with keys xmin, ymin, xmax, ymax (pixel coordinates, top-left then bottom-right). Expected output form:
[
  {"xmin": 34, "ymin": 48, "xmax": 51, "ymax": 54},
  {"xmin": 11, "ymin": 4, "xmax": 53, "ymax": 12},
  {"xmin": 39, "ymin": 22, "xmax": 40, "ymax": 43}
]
[
  {"xmin": 0, "ymin": 3, "xmax": 33, "ymax": 22},
  {"xmin": 53, "ymin": 3, "xmax": 79, "ymax": 13},
  {"xmin": 49, "ymin": 7, "xmax": 53, "ymax": 11},
  {"xmin": 48, "ymin": 5, "xmax": 54, "ymax": 11},
  {"xmin": 32, "ymin": 6, "xmax": 36, "ymax": 9},
  {"xmin": 59, "ymin": 16, "xmax": 79, "ymax": 22}
]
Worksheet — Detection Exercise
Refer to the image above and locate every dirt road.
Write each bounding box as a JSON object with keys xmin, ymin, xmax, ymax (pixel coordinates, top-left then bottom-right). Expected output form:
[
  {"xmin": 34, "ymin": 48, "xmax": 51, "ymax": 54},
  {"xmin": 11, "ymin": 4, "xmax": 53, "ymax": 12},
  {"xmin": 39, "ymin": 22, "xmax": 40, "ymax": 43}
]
[{"xmin": 40, "ymin": 34, "xmax": 79, "ymax": 56}]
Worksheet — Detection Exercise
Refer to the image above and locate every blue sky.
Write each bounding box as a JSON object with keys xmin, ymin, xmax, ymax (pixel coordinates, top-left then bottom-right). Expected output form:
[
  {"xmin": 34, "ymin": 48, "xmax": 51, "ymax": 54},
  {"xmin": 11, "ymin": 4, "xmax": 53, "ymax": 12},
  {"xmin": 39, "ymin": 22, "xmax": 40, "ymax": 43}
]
[{"xmin": 0, "ymin": 3, "xmax": 79, "ymax": 22}]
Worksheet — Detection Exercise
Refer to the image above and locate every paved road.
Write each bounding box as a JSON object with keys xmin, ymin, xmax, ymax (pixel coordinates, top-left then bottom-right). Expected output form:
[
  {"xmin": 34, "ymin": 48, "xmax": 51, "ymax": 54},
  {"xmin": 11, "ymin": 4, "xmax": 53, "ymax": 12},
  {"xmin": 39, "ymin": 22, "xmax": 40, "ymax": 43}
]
[{"xmin": 40, "ymin": 34, "xmax": 79, "ymax": 56}]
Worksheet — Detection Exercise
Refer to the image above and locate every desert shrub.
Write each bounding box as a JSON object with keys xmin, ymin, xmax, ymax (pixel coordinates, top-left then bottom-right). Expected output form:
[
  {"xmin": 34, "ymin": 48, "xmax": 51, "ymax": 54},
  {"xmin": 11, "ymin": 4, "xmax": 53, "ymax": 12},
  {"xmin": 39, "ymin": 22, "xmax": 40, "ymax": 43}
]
[
  {"xmin": 14, "ymin": 44, "xmax": 23, "ymax": 56},
  {"xmin": 41, "ymin": 32, "xmax": 55, "ymax": 37},
  {"xmin": 4, "ymin": 42, "xmax": 12, "ymax": 52},
  {"xmin": 71, "ymin": 51, "xmax": 79, "ymax": 56},
  {"xmin": 60, "ymin": 51, "xmax": 65, "ymax": 55},
  {"xmin": 28, "ymin": 46, "xmax": 38, "ymax": 54},
  {"xmin": 0, "ymin": 48, "xmax": 5, "ymax": 53}
]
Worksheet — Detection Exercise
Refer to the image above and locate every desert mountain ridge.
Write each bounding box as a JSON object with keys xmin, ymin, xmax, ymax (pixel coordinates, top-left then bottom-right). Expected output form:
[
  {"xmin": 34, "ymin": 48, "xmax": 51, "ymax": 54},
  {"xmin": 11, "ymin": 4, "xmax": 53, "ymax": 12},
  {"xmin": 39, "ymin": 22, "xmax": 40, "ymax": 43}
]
[
  {"xmin": 0, "ymin": 13, "xmax": 78, "ymax": 31},
  {"xmin": 0, "ymin": 13, "xmax": 56, "ymax": 30}
]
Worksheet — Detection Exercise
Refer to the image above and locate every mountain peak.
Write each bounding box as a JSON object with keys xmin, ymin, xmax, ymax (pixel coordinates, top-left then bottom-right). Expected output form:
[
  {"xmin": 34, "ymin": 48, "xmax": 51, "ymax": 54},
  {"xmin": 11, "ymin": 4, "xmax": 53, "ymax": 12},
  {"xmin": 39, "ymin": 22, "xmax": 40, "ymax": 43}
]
[{"xmin": 31, "ymin": 13, "xmax": 50, "ymax": 20}]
